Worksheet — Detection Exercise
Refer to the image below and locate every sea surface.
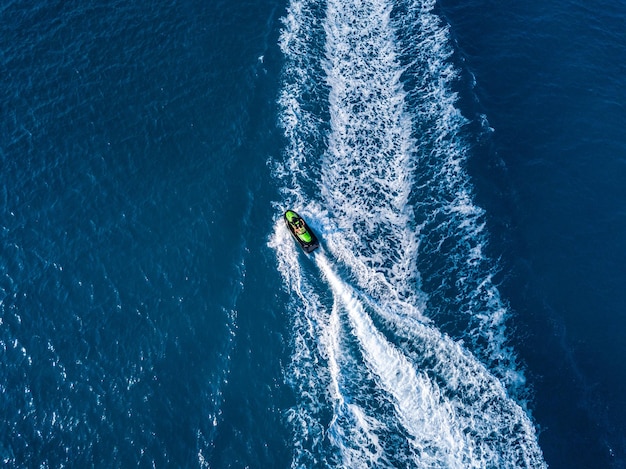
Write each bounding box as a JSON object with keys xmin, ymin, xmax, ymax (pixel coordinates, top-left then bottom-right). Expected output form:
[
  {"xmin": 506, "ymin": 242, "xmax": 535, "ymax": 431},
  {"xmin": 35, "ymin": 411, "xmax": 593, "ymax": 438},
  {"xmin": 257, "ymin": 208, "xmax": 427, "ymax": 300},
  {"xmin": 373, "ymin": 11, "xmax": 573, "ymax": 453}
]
[{"xmin": 1, "ymin": 0, "xmax": 625, "ymax": 467}]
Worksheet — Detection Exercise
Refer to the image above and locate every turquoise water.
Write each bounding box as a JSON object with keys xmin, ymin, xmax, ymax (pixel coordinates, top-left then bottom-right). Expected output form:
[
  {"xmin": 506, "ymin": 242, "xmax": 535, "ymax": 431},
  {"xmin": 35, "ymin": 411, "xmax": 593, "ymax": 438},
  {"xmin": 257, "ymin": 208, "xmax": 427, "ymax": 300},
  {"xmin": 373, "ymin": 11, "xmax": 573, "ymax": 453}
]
[{"xmin": 1, "ymin": 0, "xmax": 624, "ymax": 467}]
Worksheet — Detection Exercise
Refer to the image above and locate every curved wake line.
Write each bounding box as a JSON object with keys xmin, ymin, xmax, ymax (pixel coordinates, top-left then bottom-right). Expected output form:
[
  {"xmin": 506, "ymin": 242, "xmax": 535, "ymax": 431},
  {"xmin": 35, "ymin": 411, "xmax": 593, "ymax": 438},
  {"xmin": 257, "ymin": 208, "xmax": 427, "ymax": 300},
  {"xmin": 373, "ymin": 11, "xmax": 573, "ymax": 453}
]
[
  {"xmin": 394, "ymin": 0, "xmax": 523, "ymax": 387},
  {"xmin": 273, "ymin": 0, "xmax": 547, "ymax": 466},
  {"xmin": 317, "ymin": 254, "xmax": 464, "ymax": 467},
  {"xmin": 316, "ymin": 253, "xmax": 545, "ymax": 468}
]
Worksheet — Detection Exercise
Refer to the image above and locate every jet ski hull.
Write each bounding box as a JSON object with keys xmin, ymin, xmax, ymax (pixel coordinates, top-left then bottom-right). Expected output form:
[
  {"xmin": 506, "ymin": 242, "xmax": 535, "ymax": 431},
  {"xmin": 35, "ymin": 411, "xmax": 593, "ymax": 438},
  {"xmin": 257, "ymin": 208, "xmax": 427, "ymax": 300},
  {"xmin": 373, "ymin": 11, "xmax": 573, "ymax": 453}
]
[{"xmin": 284, "ymin": 210, "xmax": 320, "ymax": 253}]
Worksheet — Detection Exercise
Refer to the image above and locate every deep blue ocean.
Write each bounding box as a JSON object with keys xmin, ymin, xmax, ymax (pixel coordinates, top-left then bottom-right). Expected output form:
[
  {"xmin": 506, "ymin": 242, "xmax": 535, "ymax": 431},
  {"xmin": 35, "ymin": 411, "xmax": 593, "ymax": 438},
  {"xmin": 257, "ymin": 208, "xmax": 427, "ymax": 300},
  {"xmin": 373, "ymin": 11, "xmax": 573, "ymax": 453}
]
[{"xmin": 2, "ymin": 0, "xmax": 625, "ymax": 467}]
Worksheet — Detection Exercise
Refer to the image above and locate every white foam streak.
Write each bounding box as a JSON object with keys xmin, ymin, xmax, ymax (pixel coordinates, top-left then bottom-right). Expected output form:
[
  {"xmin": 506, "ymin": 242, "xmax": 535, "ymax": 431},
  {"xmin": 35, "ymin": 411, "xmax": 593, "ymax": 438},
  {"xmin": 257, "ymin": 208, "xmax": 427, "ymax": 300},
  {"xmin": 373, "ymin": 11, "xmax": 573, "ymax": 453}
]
[
  {"xmin": 389, "ymin": 0, "xmax": 527, "ymax": 389},
  {"xmin": 321, "ymin": 0, "xmax": 423, "ymax": 317},
  {"xmin": 271, "ymin": 219, "xmax": 387, "ymax": 468},
  {"xmin": 274, "ymin": 0, "xmax": 547, "ymax": 465},
  {"xmin": 317, "ymin": 254, "xmax": 546, "ymax": 468},
  {"xmin": 317, "ymin": 255, "xmax": 464, "ymax": 467},
  {"xmin": 325, "ymin": 305, "xmax": 386, "ymax": 467}
]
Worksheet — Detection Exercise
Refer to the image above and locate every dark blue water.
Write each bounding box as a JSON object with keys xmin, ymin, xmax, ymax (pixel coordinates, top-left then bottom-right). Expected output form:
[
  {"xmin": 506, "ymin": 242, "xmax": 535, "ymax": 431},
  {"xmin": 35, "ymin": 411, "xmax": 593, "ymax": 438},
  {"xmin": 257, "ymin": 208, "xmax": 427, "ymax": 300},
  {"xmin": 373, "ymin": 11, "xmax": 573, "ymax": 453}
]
[
  {"xmin": 1, "ymin": 0, "xmax": 624, "ymax": 467},
  {"xmin": 1, "ymin": 0, "xmax": 286, "ymax": 466},
  {"xmin": 438, "ymin": 0, "xmax": 626, "ymax": 467}
]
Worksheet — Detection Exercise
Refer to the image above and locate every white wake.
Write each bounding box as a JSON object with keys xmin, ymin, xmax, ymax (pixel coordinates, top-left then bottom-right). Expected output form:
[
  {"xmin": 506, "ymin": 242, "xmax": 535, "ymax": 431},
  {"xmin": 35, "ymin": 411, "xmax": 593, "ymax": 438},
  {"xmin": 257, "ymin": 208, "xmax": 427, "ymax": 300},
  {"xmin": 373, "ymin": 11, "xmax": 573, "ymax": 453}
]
[{"xmin": 272, "ymin": 0, "xmax": 547, "ymax": 466}]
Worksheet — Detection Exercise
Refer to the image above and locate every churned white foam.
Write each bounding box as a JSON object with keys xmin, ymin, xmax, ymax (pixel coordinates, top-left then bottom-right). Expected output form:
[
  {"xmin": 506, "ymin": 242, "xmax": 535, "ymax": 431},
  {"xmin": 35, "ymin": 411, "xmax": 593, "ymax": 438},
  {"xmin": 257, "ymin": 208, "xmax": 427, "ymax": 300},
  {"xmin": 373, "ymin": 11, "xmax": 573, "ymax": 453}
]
[
  {"xmin": 273, "ymin": 0, "xmax": 547, "ymax": 465},
  {"xmin": 323, "ymin": 285, "xmax": 388, "ymax": 468},
  {"xmin": 320, "ymin": 0, "xmax": 425, "ymax": 320},
  {"xmin": 316, "ymin": 254, "xmax": 546, "ymax": 468},
  {"xmin": 271, "ymin": 219, "xmax": 389, "ymax": 468},
  {"xmin": 399, "ymin": 0, "xmax": 525, "ymax": 387},
  {"xmin": 317, "ymin": 255, "xmax": 463, "ymax": 467},
  {"xmin": 276, "ymin": 0, "xmax": 329, "ymax": 209},
  {"xmin": 270, "ymin": 219, "xmax": 338, "ymax": 467}
]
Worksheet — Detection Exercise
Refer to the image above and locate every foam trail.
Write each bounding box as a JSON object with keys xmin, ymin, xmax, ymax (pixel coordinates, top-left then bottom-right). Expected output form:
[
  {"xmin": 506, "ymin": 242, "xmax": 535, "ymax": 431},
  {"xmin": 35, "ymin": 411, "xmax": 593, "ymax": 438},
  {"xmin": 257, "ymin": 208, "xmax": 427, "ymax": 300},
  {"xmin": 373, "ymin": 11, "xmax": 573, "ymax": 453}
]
[
  {"xmin": 320, "ymin": 0, "xmax": 424, "ymax": 320},
  {"xmin": 273, "ymin": 0, "xmax": 548, "ymax": 465},
  {"xmin": 317, "ymin": 254, "xmax": 464, "ymax": 467},
  {"xmin": 270, "ymin": 225, "xmax": 546, "ymax": 467},
  {"xmin": 316, "ymin": 253, "xmax": 547, "ymax": 468},
  {"xmin": 319, "ymin": 0, "xmax": 526, "ymax": 398},
  {"xmin": 392, "ymin": 0, "xmax": 522, "ymax": 386},
  {"xmin": 324, "ymin": 298, "xmax": 387, "ymax": 468},
  {"xmin": 270, "ymin": 222, "xmax": 389, "ymax": 468}
]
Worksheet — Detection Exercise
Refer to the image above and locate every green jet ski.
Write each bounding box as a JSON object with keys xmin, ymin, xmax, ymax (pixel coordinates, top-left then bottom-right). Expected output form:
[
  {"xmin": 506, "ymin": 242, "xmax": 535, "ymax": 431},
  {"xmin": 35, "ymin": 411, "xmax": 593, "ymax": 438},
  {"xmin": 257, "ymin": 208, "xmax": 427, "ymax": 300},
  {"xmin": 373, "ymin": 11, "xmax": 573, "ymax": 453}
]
[{"xmin": 284, "ymin": 210, "xmax": 320, "ymax": 253}]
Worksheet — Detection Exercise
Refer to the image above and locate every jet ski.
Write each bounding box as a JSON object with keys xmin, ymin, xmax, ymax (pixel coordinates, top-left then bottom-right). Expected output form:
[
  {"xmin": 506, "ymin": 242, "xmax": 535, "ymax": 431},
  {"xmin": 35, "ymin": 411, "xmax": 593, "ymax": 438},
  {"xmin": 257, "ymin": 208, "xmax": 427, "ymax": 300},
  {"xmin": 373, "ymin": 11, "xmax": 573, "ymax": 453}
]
[{"xmin": 284, "ymin": 210, "xmax": 320, "ymax": 253}]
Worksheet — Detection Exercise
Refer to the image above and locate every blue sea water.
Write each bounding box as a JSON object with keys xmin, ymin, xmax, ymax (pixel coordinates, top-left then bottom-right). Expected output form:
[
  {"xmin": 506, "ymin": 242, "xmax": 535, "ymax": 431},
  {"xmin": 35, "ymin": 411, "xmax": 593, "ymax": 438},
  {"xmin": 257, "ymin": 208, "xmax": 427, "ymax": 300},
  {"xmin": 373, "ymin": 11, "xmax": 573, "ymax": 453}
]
[
  {"xmin": 1, "ymin": 0, "xmax": 625, "ymax": 467},
  {"xmin": 437, "ymin": 1, "xmax": 626, "ymax": 467}
]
